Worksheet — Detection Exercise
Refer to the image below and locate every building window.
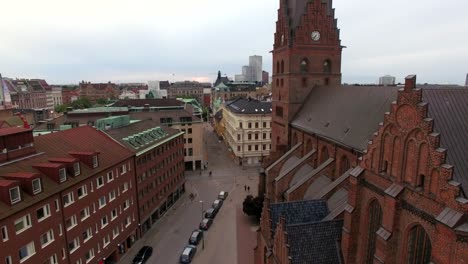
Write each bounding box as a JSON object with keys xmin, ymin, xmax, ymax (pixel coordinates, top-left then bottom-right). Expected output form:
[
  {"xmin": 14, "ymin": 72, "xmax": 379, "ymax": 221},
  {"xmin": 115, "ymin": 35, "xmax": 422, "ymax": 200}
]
[
  {"xmin": 111, "ymin": 208, "xmax": 118, "ymax": 220},
  {"xmin": 74, "ymin": 163, "xmax": 80, "ymax": 176},
  {"xmin": 19, "ymin": 241, "xmax": 36, "ymax": 262},
  {"xmin": 248, "ymin": 134, "xmax": 252, "ymax": 140},
  {"xmin": 263, "ymin": 144, "xmax": 266, "ymax": 150},
  {"xmin": 101, "ymin": 216, "xmax": 108, "ymax": 228},
  {"xmin": 340, "ymin": 156, "xmax": 351, "ymax": 175},
  {"xmin": 248, "ymin": 145, "xmax": 252, "ymax": 151},
  {"xmin": 107, "ymin": 171, "xmax": 114, "ymax": 181},
  {"xmin": 275, "ymin": 106, "xmax": 283, "ymax": 118},
  {"xmin": 300, "ymin": 58, "xmax": 309, "ymax": 73},
  {"xmin": 248, "ymin": 123, "xmax": 252, "ymax": 129},
  {"xmin": 59, "ymin": 168, "xmax": 67, "ymax": 183},
  {"xmin": 80, "ymin": 207, "xmax": 90, "ymax": 221},
  {"xmin": 32, "ymin": 178, "xmax": 42, "ymax": 194},
  {"xmin": 65, "ymin": 215, "xmax": 77, "ymax": 230},
  {"xmin": 189, "ymin": 148, "xmax": 193, "ymax": 156},
  {"xmin": 321, "ymin": 147, "xmax": 329, "ymax": 163},
  {"xmin": 122, "ymin": 182, "xmax": 129, "ymax": 193},
  {"xmin": 406, "ymin": 225, "xmax": 432, "ymax": 264},
  {"xmin": 5, "ymin": 256, "xmax": 12, "ymax": 264},
  {"xmin": 98, "ymin": 196, "xmax": 106, "ymax": 208},
  {"xmin": 63, "ymin": 192, "xmax": 74, "ymax": 207},
  {"xmin": 237, "ymin": 146, "xmax": 241, "ymax": 152},
  {"xmin": 365, "ymin": 200, "xmax": 382, "ymax": 264},
  {"xmin": 47, "ymin": 254, "xmax": 58, "ymax": 264},
  {"xmin": 1, "ymin": 226, "xmax": 8, "ymax": 242},
  {"xmin": 92, "ymin": 155, "xmax": 99, "ymax": 168},
  {"xmin": 9, "ymin": 186, "xmax": 21, "ymax": 204},
  {"xmin": 103, "ymin": 235, "xmax": 110, "ymax": 248},
  {"xmin": 96, "ymin": 176, "xmax": 104, "ymax": 188},
  {"xmin": 85, "ymin": 249, "xmax": 95, "ymax": 263},
  {"xmin": 36, "ymin": 204, "xmax": 51, "ymax": 222},
  {"xmin": 255, "ymin": 133, "xmax": 259, "ymax": 140},
  {"xmin": 15, "ymin": 214, "xmax": 32, "ymax": 234},
  {"xmin": 112, "ymin": 227, "xmax": 119, "ymax": 239},
  {"xmin": 237, "ymin": 134, "xmax": 240, "ymax": 141},
  {"xmin": 239, "ymin": 122, "xmax": 243, "ymax": 128},
  {"xmin": 263, "ymin": 133, "xmax": 266, "ymax": 139},
  {"xmin": 123, "ymin": 199, "xmax": 130, "ymax": 210},
  {"xmin": 108, "ymin": 190, "xmax": 116, "ymax": 202},
  {"xmin": 82, "ymin": 228, "xmax": 92, "ymax": 242},
  {"xmin": 188, "ymin": 138, "xmax": 192, "ymax": 144},
  {"xmin": 40, "ymin": 229, "xmax": 55, "ymax": 248},
  {"xmin": 255, "ymin": 145, "xmax": 259, "ymax": 151},
  {"xmin": 263, "ymin": 122, "xmax": 266, "ymax": 128},
  {"xmin": 77, "ymin": 185, "xmax": 88, "ymax": 199},
  {"xmin": 281, "ymin": 60, "xmax": 284, "ymax": 73},
  {"xmin": 255, "ymin": 122, "xmax": 259, "ymax": 128},
  {"xmin": 188, "ymin": 128, "xmax": 192, "ymax": 134},
  {"xmin": 68, "ymin": 237, "xmax": 80, "ymax": 253},
  {"xmin": 323, "ymin": 60, "xmax": 331, "ymax": 73}
]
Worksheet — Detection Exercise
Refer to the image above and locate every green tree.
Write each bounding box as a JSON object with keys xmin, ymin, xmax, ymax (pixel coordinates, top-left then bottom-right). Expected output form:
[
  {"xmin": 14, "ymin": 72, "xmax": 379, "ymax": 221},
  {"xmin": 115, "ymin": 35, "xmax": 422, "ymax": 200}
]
[
  {"xmin": 54, "ymin": 104, "xmax": 68, "ymax": 113},
  {"xmin": 96, "ymin": 98, "xmax": 108, "ymax": 105},
  {"xmin": 242, "ymin": 195, "xmax": 264, "ymax": 221},
  {"xmin": 70, "ymin": 97, "xmax": 92, "ymax": 109}
]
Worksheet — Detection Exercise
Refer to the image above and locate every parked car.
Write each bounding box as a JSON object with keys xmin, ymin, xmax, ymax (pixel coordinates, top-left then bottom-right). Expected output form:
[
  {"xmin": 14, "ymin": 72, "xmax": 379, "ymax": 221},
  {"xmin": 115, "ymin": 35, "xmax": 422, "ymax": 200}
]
[
  {"xmin": 132, "ymin": 246, "xmax": 153, "ymax": 264},
  {"xmin": 180, "ymin": 245, "xmax": 197, "ymax": 263},
  {"xmin": 212, "ymin": 199, "xmax": 223, "ymax": 211},
  {"xmin": 205, "ymin": 207, "xmax": 217, "ymax": 219},
  {"xmin": 199, "ymin": 218, "xmax": 213, "ymax": 230},
  {"xmin": 189, "ymin": 229, "xmax": 204, "ymax": 245},
  {"xmin": 218, "ymin": 191, "xmax": 228, "ymax": 200}
]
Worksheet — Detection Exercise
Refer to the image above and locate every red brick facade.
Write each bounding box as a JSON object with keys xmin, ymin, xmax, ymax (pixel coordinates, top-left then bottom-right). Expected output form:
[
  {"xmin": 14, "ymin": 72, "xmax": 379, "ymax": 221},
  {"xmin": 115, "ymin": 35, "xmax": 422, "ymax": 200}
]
[{"xmin": 271, "ymin": 0, "xmax": 342, "ymax": 152}]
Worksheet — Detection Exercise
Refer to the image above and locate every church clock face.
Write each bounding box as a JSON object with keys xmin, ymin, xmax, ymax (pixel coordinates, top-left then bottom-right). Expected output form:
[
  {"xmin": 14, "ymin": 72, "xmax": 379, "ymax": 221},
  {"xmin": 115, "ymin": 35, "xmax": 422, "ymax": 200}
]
[{"xmin": 311, "ymin": 31, "xmax": 321, "ymax": 41}]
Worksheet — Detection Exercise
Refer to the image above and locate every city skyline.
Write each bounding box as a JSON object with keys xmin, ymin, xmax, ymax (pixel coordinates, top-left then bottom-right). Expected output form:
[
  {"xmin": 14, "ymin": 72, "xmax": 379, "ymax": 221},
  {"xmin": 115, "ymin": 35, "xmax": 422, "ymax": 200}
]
[{"xmin": 0, "ymin": 0, "xmax": 467, "ymax": 84}]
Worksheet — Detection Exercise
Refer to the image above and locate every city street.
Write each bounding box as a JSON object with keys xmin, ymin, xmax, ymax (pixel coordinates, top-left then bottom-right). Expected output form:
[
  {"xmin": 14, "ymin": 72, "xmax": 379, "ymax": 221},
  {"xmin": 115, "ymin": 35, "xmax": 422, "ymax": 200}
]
[{"xmin": 118, "ymin": 122, "xmax": 259, "ymax": 264}]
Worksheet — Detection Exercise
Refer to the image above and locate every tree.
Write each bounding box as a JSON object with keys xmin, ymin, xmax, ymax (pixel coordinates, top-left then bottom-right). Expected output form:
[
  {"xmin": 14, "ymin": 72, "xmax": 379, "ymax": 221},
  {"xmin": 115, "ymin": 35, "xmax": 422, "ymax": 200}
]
[
  {"xmin": 70, "ymin": 97, "xmax": 92, "ymax": 109},
  {"xmin": 54, "ymin": 104, "xmax": 68, "ymax": 113},
  {"xmin": 96, "ymin": 98, "xmax": 108, "ymax": 105},
  {"xmin": 243, "ymin": 195, "xmax": 264, "ymax": 221}
]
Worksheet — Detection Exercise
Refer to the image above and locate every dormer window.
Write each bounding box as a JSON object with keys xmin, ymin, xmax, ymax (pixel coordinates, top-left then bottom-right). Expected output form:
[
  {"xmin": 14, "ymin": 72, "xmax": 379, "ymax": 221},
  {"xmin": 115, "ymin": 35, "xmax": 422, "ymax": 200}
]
[
  {"xmin": 32, "ymin": 178, "xmax": 42, "ymax": 195},
  {"xmin": 74, "ymin": 163, "xmax": 80, "ymax": 176},
  {"xmin": 59, "ymin": 168, "xmax": 67, "ymax": 183},
  {"xmin": 92, "ymin": 155, "xmax": 99, "ymax": 168},
  {"xmin": 9, "ymin": 186, "xmax": 21, "ymax": 204}
]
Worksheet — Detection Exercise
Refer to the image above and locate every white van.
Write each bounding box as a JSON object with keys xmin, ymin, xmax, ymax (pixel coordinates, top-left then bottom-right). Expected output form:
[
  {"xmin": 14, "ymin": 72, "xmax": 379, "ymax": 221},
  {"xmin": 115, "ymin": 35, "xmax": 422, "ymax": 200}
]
[{"xmin": 218, "ymin": 191, "xmax": 228, "ymax": 200}]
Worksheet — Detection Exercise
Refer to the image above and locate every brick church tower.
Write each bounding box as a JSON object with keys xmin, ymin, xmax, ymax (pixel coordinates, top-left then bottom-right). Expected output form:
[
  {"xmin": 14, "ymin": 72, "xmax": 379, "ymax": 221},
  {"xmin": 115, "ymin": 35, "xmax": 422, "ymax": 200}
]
[{"xmin": 271, "ymin": 0, "xmax": 343, "ymax": 151}]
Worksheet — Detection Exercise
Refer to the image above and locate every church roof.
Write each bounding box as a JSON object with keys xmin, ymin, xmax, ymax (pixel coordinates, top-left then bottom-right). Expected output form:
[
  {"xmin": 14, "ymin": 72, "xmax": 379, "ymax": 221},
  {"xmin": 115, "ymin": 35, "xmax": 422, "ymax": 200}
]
[
  {"xmin": 270, "ymin": 199, "xmax": 328, "ymax": 232},
  {"xmin": 286, "ymin": 219, "xmax": 344, "ymax": 264},
  {"xmin": 423, "ymin": 88, "xmax": 468, "ymax": 196},
  {"xmin": 291, "ymin": 85, "xmax": 399, "ymax": 151}
]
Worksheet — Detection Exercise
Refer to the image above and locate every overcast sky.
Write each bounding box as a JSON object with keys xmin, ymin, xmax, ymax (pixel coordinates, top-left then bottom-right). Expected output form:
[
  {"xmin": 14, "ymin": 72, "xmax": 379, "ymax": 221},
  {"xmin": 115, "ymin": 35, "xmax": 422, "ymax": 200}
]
[{"xmin": 1, "ymin": 0, "xmax": 467, "ymax": 85}]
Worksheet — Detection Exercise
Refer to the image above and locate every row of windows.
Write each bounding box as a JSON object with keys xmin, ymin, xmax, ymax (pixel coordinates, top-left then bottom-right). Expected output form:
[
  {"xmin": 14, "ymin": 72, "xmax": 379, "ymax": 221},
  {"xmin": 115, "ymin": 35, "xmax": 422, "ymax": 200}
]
[
  {"xmin": 239, "ymin": 121, "xmax": 271, "ymax": 129},
  {"xmin": 237, "ymin": 132, "xmax": 272, "ymax": 141},
  {"xmin": 138, "ymin": 157, "xmax": 183, "ymax": 183},
  {"xmin": 237, "ymin": 144, "xmax": 271, "ymax": 152},
  {"xmin": 139, "ymin": 173, "xmax": 183, "ymax": 201},
  {"xmin": 140, "ymin": 174, "xmax": 183, "ymax": 213},
  {"xmin": 275, "ymin": 59, "xmax": 332, "ymax": 74},
  {"xmin": 136, "ymin": 141, "xmax": 182, "ymax": 166},
  {"xmin": 184, "ymin": 148, "xmax": 194, "ymax": 157}
]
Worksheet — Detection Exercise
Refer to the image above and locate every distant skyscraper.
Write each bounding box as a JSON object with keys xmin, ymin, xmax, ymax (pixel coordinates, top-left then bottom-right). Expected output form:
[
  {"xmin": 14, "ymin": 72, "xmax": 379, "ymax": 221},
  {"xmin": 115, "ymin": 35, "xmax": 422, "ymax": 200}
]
[
  {"xmin": 262, "ymin": 71, "xmax": 270, "ymax": 84},
  {"xmin": 465, "ymin": 73, "xmax": 468, "ymax": 86},
  {"xmin": 379, "ymin": 75, "xmax": 396, "ymax": 86},
  {"xmin": 249, "ymin": 55, "xmax": 262, "ymax": 82}
]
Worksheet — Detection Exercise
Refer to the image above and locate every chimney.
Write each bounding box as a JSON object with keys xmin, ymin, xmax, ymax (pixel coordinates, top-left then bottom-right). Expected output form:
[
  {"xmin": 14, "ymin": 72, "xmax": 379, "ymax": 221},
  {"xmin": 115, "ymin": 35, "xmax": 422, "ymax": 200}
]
[{"xmin": 404, "ymin": 75, "xmax": 416, "ymax": 91}]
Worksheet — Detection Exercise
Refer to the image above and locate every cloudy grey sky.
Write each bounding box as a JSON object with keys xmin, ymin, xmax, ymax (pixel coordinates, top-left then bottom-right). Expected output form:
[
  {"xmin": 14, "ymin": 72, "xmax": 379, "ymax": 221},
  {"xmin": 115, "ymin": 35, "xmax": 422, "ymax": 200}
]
[{"xmin": 1, "ymin": 0, "xmax": 467, "ymax": 84}]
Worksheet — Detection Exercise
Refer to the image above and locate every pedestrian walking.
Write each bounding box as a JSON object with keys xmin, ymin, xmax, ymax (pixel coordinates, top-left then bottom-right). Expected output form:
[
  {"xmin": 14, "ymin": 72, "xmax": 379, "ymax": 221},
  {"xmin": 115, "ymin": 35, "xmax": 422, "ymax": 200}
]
[
  {"xmin": 247, "ymin": 186, "xmax": 250, "ymax": 192},
  {"xmin": 244, "ymin": 185, "xmax": 247, "ymax": 191}
]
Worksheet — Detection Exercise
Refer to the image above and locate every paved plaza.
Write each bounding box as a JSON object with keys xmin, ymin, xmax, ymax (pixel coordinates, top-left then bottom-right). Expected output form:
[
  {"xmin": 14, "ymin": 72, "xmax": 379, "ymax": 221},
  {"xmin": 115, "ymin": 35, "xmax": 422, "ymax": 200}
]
[{"xmin": 118, "ymin": 122, "xmax": 259, "ymax": 263}]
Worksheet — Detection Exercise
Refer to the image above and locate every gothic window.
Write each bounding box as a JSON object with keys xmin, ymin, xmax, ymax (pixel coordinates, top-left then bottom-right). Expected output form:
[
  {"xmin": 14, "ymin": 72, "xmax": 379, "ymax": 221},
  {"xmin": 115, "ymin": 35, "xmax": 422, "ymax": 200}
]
[
  {"xmin": 305, "ymin": 139, "xmax": 313, "ymax": 154},
  {"xmin": 300, "ymin": 58, "xmax": 309, "ymax": 73},
  {"xmin": 406, "ymin": 225, "xmax": 432, "ymax": 264},
  {"xmin": 292, "ymin": 133, "xmax": 298, "ymax": 146},
  {"xmin": 339, "ymin": 156, "xmax": 350, "ymax": 175},
  {"xmin": 323, "ymin": 60, "xmax": 331, "ymax": 73},
  {"xmin": 281, "ymin": 60, "xmax": 285, "ymax": 73},
  {"xmin": 276, "ymin": 61, "xmax": 280, "ymax": 74},
  {"xmin": 321, "ymin": 146, "xmax": 329, "ymax": 163},
  {"xmin": 365, "ymin": 200, "xmax": 382, "ymax": 264},
  {"xmin": 276, "ymin": 79, "xmax": 279, "ymax": 87},
  {"xmin": 280, "ymin": 79, "xmax": 284, "ymax": 87}
]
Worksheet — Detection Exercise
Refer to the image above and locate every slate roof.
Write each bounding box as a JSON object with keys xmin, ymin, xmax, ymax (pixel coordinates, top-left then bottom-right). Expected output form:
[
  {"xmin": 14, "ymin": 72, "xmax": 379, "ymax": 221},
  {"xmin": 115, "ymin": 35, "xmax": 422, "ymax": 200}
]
[
  {"xmin": 423, "ymin": 88, "xmax": 468, "ymax": 196},
  {"xmin": 291, "ymin": 85, "xmax": 398, "ymax": 151},
  {"xmin": 286, "ymin": 219, "xmax": 344, "ymax": 264},
  {"xmin": 225, "ymin": 98, "xmax": 272, "ymax": 114},
  {"xmin": 270, "ymin": 199, "xmax": 328, "ymax": 231}
]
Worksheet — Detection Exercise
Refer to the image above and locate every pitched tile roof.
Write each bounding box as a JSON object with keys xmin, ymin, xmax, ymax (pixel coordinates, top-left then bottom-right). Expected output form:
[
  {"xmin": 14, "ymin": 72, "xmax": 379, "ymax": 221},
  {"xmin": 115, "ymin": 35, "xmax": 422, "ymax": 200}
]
[
  {"xmin": 422, "ymin": 88, "xmax": 468, "ymax": 196},
  {"xmin": 270, "ymin": 199, "xmax": 328, "ymax": 231},
  {"xmin": 0, "ymin": 127, "xmax": 31, "ymax": 136},
  {"xmin": 286, "ymin": 219, "xmax": 344, "ymax": 264},
  {"xmin": 112, "ymin": 99, "xmax": 184, "ymax": 107},
  {"xmin": 291, "ymin": 85, "xmax": 398, "ymax": 151}
]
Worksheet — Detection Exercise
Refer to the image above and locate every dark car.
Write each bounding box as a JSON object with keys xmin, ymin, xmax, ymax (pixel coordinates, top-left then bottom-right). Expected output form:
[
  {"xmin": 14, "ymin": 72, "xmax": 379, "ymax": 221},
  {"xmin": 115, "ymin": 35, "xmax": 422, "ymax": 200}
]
[
  {"xmin": 212, "ymin": 199, "xmax": 223, "ymax": 211},
  {"xmin": 204, "ymin": 207, "xmax": 217, "ymax": 219},
  {"xmin": 199, "ymin": 218, "xmax": 213, "ymax": 230},
  {"xmin": 189, "ymin": 229, "xmax": 204, "ymax": 245},
  {"xmin": 180, "ymin": 245, "xmax": 197, "ymax": 263},
  {"xmin": 132, "ymin": 246, "xmax": 153, "ymax": 264}
]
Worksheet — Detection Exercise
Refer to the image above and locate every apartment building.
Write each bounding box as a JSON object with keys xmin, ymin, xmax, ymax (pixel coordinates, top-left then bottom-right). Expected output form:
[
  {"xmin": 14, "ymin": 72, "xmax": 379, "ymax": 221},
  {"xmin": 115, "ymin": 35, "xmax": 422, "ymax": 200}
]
[
  {"xmin": 222, "ymin": 98, "xmax": 272, "ymax": 166},
  {"xmin": 104, "ymin": 119, "xmax": 185, "ymax": 234},
  {"xmin": 0, "ymin": 126, "xmax": 139, "ymax": 264}
]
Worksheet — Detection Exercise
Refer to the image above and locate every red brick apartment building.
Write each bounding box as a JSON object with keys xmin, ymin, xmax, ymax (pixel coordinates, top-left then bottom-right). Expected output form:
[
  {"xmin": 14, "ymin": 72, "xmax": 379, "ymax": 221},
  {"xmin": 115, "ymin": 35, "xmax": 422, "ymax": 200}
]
[
  {"xmin": 79, "ymin": 82, "xmax": 119, "ymax": 103},
  {"xmin": 104, "ymin": 119, "xmax": 185, "ymax": 234},
  {"xmin": 256, "ymin": 1, "xmax": 468, "ymax": 264},
  {"xmin": 0, "ymin": 126, "xmax": 138, "ymax": 264}
]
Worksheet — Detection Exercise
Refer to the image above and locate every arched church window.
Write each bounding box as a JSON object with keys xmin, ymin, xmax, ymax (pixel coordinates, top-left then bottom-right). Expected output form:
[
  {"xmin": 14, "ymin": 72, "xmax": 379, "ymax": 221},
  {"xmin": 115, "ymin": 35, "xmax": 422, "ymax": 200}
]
[
  {"xmin": 339, "ymin": 156, "xmax": 350, "ymax": 175},
  {"xmin": 406, "ymin": 225, "xmax": 432, "ymax": 264},
  {"xmin": 276, "ymin": 79, "xmax": 279, "ymax": 87},
  {"xmin": 300, "ymin": 58, "xmax": 309, "ymax": 73},
  {"xmin": 323, "ymin": 60, "xmax": 331, "ymax": 73},
  {"xmin": 365, "ymin": 200, "xmax": 382, "ymax": 264},
  {"xmin": 281, "ymin": 60, "xmax": 285, "ymax": 73},
  {"xmin": 276, "ymin": 61, "xmax": 280, "ymax": 74},
  {"xmin": 321, "ymin": 146, "xmax": 329, "ymax": 163}
]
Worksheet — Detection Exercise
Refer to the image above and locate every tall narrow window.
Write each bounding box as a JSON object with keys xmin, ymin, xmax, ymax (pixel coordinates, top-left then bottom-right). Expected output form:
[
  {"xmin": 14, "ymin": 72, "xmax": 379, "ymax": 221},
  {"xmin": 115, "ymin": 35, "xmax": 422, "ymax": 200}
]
[
  {"xmin": 281, "ymin": 60, "xmax": 284, "ymax": 73},
  {"xmin": 321, "ymin": 147, "xmax": 329, "ymax": 163},
  {"xmin": 323, "ymin": 60, "xmax": 331, "ymax": 73},
  {"xmin": 300, "ymin": 59, "xmax": 309, "ymax": 73},
  {"xmin": 365, "ymin": 200, "xmax": 382, "ymax": 264},
  {"xmin": 340, "ymin": 156, "xmax": 351, "ymax": 175},
  {"xmin": 406, "ymin": 225, "xmax": 432, "ymax": 264}
]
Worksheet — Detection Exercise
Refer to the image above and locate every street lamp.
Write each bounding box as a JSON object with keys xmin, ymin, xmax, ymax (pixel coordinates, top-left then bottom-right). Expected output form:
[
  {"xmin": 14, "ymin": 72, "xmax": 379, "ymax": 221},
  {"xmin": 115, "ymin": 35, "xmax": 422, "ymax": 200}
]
[{"xmin": 199, "ymin": 200, "xmax": 205, "ymax": 250}]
